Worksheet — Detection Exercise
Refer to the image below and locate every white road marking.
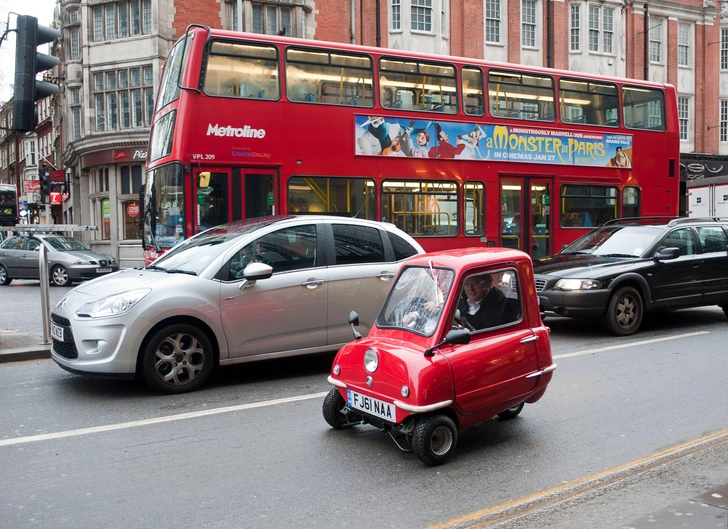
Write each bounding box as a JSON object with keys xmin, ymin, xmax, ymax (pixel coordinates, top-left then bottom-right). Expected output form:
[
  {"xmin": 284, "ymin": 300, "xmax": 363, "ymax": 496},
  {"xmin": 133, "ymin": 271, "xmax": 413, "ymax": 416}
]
[
  {"xmin": 0, "ymin": 391, "xmax": 329, "ymax": 447},
  {"xmin": 552, "ymin": 331, "xmax": 710, "ymax": 360},
  {"xmin": 0, "ymin": 330, "xmax": 711, "ymax": 448}
]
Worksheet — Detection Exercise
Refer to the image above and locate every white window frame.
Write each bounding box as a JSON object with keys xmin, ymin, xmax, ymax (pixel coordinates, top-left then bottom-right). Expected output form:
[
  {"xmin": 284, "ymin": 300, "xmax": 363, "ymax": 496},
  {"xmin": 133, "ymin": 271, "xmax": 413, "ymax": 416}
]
[
  {"xmin": 411, "ymin": 0, "xmax": 433, "ymax": 33},
  {"xmin": 486, "ymin": 0, "xmax": 501, "ymax": 44},
  {"xmin": 721, "ymin": 100, "xmax": 728, "ymax": 143},
  {"xmin": 391, "ymin": 0, "xmax": 401, "ymax": 31},
  {"xmin": 678, "ymin": 23, "xmax": 690, "ymax": 67},
  {"xmin": 722, "ymin": 28, "xmax": 728, "ymax": 70},
  {"xmin": 521, "ymin": 0, "xmax": 537, "ymax": 48},
  {"xmin": 570, "ymin": 4, "xmax": 580, "ymax": 52},
  {"xmin": 678, "ymin": 96, "xmax": 689, "ymax": 141},
  {"xmin": 649, "ymin": 18, "xmax": 663, "ymax": 63}
]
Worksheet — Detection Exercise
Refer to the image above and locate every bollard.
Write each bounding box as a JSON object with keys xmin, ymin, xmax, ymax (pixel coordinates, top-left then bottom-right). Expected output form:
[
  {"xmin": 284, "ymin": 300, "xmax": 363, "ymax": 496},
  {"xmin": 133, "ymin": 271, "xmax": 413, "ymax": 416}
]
[{"xmin": 39, "ymin": 243, "xmax": 51, "ymax": 345}]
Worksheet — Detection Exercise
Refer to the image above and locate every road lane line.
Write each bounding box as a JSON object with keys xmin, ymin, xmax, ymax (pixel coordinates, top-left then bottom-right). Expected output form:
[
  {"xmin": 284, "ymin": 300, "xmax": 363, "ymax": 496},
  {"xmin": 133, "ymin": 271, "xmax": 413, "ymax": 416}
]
[
  {"xmin": 553, "ymin": 331, "xmax": 710, "ymax": 360},
  {"xmin": 0, "ymin": 331, "xmax": 712, "ymax": 448},
  {"xmin": 426, "ymin": 428, "xmax": 728, "ymax": 529},
  {"xmin": 0, "ymin": 391, "xmax": 329, "ymax": 448}
]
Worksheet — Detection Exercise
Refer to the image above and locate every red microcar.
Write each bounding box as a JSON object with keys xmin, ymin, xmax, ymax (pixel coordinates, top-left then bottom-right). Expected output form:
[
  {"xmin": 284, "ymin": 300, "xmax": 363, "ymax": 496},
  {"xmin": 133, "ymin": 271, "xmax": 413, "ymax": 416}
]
[{"xmin": 323, "ymin": 248, "xmax": 556, "ymax": 466}]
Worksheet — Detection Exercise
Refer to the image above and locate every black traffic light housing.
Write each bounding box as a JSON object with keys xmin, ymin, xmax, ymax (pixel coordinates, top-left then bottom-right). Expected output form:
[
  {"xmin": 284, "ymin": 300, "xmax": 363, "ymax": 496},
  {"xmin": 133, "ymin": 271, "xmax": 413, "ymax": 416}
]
[
  {"xmin": 12, "ymin": 15, "xmax": 61, "ymax": 132},
  {"xmin": 39, "ymin": 165, "xmax": 51, "ymax": 198}
]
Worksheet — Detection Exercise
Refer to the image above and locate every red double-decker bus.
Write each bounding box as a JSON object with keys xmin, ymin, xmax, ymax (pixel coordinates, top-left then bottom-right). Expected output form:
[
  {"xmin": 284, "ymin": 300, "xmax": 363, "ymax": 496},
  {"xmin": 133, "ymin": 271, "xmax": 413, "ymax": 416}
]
[
  {"xmin": 143, "ymin": 25, "xmax": 679, "ymax": 263},
  {"xmin": 0, "ymin": 184, "xmax": 19, "ymax": 228}
]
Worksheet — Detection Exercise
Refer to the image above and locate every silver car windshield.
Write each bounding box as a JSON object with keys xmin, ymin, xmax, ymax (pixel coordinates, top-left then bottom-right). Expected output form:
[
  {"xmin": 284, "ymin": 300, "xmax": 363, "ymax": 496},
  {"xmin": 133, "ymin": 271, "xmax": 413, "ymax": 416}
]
[
  {"xmin": 44, "ymin": 236, "xmax": 91, "ymax": 251},
  {"xmin": 377, "ymin": 265, "xmax": 455, "ymax": 337},
  {"xmin": 561, "ymin": 226, "xmax": 665, "ymax": 258}
]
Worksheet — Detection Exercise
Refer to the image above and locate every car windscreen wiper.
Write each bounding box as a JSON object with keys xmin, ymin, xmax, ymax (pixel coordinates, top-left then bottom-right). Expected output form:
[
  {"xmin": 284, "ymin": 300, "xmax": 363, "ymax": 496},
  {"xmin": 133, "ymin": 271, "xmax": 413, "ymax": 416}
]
[
  {"xmin": 145, "ymin": 265, "xmax": 167, "ymax": 271},
  {"xmin": 598, "ymin": 253, "xmax": 637, "ymax": 258},
  {"xmin": 165, "ymin": 268, "xmax": 198, "ymax": 276}
]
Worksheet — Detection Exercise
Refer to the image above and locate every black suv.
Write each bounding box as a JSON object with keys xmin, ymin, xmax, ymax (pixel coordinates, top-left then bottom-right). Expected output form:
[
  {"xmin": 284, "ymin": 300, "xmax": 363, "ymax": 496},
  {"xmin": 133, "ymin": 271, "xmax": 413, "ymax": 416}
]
[{"xmin": 533, "ymin": 217, "xmax": 728, "ymax": 336}]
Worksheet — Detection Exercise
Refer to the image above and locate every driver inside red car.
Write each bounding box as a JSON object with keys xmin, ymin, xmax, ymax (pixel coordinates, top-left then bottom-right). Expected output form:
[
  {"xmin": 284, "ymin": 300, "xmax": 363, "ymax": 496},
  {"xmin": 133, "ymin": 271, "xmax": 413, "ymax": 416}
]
[{"xmin": 456, "ymin": 273, "xmax": 506, "ymax": 331}]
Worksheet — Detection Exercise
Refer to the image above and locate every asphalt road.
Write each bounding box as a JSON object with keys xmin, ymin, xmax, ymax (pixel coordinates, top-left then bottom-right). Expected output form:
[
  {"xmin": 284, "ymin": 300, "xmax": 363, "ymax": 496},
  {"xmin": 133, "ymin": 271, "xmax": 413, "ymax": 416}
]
[{"xmin": 0, "ymin": 301, "xmax": 727, "ymax": 529}]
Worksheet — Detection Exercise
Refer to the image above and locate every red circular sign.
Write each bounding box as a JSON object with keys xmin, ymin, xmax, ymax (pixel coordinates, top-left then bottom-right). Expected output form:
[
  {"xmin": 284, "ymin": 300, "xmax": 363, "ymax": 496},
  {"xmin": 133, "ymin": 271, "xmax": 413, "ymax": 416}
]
[{"xmin": 127, "ymin": 203, "xmax": 140, "ymax": 217}]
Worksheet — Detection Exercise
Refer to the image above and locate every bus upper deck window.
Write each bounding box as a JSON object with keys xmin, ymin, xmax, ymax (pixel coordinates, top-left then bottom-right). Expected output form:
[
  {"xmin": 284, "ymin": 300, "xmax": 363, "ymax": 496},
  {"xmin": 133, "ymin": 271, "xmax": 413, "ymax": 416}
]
[
  {"xmin": 203, "ymin": 42, "xmax": 280, "ymax": 100},
  {"xmin": 488, "ymin": 70, "xmax": 554, "ymax": 121}
]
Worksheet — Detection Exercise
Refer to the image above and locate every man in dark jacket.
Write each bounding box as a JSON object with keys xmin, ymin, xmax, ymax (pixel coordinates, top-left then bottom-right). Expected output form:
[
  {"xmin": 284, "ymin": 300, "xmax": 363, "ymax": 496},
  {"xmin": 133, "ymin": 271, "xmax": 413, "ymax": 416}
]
[{"xmin": 457, "ymin": 273, "xmax": 506, "ymax": 331}]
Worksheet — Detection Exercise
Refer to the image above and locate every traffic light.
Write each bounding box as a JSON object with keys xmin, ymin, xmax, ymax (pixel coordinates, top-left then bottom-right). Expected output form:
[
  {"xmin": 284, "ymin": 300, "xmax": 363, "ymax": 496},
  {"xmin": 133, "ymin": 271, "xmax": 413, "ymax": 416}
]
[
  {"xmin": 12, "ymin": 15, "xmax": 61, "ymax": 132},
  {"xmin": 39, "ymin": 166, "xmax": 51, "ymax": 198}
]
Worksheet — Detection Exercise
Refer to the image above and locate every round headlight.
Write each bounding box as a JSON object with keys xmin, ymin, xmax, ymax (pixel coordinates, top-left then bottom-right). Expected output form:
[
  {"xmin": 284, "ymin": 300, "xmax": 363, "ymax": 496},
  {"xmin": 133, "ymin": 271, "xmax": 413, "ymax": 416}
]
[
  {"xmin": 401, "ymin": 385, "xmax": 410, "ymax": 398},
  {"xmin": 363, "ymin": 348, "xmax": 379, "ymax": 373},
  {"xmin": 333, "ymin": 364, "xmax": 341, "ymax": 376}
]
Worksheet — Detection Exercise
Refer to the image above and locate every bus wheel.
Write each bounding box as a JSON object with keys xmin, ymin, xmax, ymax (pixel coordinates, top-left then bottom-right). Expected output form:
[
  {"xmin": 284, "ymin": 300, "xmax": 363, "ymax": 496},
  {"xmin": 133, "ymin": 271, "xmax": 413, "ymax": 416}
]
[
  {"xmin": 601, "ymin": 286, "xmax": 643, "ymax": 336},
  {"xmin": 0, "ymin": 265, "xmax": 12, "ymax": 285},
  {"xmin": 141, "ymin": 324, "xmax": 214, "ymax": 394},
  {"xmin": 412, "ymin": 414, "xmax": 457, "ymax": 466},
  {"xmin": 51, "ymin": 265, "xmax": 71, "ymax": 287}
]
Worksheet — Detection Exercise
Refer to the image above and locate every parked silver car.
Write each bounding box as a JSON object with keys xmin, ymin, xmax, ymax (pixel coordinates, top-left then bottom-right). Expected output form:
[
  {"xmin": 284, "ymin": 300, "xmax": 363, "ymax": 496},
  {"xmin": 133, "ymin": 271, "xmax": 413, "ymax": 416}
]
[
  {"xmin": 51, "ymin": 216, "xmax": 425, "ymax": 393},
  {"xmin": 0, "ymin": 234, "xmax": 118, "ymax": 286}
]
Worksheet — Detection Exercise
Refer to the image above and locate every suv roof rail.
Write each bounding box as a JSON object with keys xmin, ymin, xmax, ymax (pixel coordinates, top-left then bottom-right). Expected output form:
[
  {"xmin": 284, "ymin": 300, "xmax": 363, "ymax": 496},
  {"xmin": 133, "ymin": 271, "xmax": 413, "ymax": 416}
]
[
  {"xmin": 671, "ymin": 217, "xmax": 728, "ymax": 225},
  {"xmin": 602, "ymin": 216, "xmax": 678, "ymax": 226}
]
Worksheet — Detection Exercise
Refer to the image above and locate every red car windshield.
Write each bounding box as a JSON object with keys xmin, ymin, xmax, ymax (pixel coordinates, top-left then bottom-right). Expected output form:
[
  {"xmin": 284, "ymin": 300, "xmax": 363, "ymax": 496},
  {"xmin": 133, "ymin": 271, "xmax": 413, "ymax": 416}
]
[{"xmin": 377, "ymin": 265, "xmax": 455, "ymax": 337}]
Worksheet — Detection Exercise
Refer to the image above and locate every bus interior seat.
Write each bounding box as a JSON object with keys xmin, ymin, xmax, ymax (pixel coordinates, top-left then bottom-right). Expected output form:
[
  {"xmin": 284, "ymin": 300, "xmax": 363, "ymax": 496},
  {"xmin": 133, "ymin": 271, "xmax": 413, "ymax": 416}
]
[
  {"xmin": 606, "ymin": 119, "xmax": 619, "ymax": 126},
  {"xmin": 468, "ymin": 106, "xmax": 483, "ymax": 115},
  {"xmin": 507, "ymin": 110, "xmax": 521, "ymax": 118},
  {"xmin": 431, "ymin": 104, "xmax": 444, "ymax": 112}
]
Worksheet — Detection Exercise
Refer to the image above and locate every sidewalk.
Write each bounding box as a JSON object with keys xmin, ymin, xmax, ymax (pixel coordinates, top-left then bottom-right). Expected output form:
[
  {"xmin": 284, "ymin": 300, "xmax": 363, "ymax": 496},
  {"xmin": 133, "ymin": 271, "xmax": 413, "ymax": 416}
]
[{"xmin": 0, "ymin": 328, "xmax": 51, "ymax": 363}]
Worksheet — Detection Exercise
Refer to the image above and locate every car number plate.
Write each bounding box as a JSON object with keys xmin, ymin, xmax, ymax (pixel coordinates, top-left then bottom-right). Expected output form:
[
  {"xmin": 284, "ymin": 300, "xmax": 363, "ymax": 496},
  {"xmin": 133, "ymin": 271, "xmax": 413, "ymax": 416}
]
[
  {"xmin": 96, "ymin": 267, "xmax": 112, "ymax": 273},
  {"xmin": 50, "ymin": 322, "xmax": 64, "ymax": 341},
  {"xmin": 347, "ymin": 389, "xmax": 396, "ymax": 423}
]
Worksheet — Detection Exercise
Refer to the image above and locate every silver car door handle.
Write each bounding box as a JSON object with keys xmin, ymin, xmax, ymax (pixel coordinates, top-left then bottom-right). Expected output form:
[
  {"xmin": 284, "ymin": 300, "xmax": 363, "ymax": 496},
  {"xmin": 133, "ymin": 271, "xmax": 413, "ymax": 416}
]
[
  {"xmin": 376, "ymin": 271, "xmax": 396, "ymax": 280},
  {"xmin": 301, "ymin": 279, "xmax": 324, "ymax": 287},
  {"xmin": 520, "ymin": 335, "xmax": 539, "ymax": 344}
]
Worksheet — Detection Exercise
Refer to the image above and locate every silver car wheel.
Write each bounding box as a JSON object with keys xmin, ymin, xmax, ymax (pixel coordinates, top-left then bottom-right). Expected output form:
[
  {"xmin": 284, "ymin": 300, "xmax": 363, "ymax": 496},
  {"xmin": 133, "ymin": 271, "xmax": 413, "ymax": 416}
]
[
  {"xmin": 154, "ymin": 332, "xmax": 207, "ymax": 386},
  {"xmin": 51, "ymin": 265, "xmax": 70, "ymax": 286}
]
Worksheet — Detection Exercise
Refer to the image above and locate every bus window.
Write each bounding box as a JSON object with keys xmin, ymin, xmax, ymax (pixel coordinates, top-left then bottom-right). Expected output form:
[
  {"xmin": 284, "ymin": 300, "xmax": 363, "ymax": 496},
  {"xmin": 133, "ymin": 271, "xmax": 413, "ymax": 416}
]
[
  {"xmin": 287, "ymin": 176, "xmax": 376, "ymax": 219},
  {"xmin": 379, "ymin": 58, "xmax": 458, "ymax": 113},
  {"xmin": 203, "ymin": 42, "xmax": 279, "ymax": 100},
  {"xmin": 622, "ymin": 86, "xmax": 665, "ymax": 131},
  {"xmin": 156, "ymin": 35, "xmax": 191, "ymax": 111},
  {"xmin": 622, "ymin": 187, "xmax": 641, "ymax": 218},
  {"xmin": 559, "ymin": 79, "xmax": 619, "ymax": 126},
  {"xmin": 381, "ymin": 180, "xmax": 458, "ymax": 237},
  {"xmin": 488, "ymin": 70, "xmax": 554, "ymax": 121},
  {"xmin": 462, "ymin": 67, "xmax": 485, "ymax": 116},
  {"xmin": 463, "ymin": 182, "xmax": 485, "ymax": 236},
  {"xmin": 286, "ymin": 49, "xmax": 374, "ymax": 107},
  {"xmin": 560, "ymin": 185, "xmax": 619, "ymax": 228}
]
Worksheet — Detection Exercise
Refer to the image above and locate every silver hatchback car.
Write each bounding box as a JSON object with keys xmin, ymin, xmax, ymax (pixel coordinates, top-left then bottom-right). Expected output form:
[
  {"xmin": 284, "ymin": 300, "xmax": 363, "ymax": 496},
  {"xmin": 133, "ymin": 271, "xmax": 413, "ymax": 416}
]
[
  {"xmin": 0, "ymin": 234, "xmax": 118, "ymax": 286},
  {"xmin": 51, "ymin": 216, "xmax": 424, "ymax": 393}
]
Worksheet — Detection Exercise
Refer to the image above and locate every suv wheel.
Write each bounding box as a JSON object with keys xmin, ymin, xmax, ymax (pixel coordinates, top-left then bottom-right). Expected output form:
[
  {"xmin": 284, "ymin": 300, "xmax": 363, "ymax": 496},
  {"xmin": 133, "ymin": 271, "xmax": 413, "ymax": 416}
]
[{"xmin": 601, "ymin": 286, "xmax": 643, "ymax": 336}]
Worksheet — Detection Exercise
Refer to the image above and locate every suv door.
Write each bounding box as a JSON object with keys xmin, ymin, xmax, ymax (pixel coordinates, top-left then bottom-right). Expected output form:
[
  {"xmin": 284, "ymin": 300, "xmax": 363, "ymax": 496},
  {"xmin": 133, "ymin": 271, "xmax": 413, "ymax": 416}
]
[
  {"xmin": 696, "ymin": 225, "xmax": 728, "ymax": 305},
  {"xmin": 649, "ymin": 227, "xmax": 702, "ymax": 308},
  {"xmin": 220, "ymin": 223, "xmax": 328, "ymax": 359},
  {"xmin": 325, "ymin": 223, "xmax": 400, "ymax": 344}
]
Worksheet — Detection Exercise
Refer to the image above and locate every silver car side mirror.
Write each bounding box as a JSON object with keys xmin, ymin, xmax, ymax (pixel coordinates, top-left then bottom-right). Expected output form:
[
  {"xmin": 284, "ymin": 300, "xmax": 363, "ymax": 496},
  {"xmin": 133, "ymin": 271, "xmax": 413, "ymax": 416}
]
[{"xmin": 239, "ymin": 262, "xmax": 273, "ymax": 289}]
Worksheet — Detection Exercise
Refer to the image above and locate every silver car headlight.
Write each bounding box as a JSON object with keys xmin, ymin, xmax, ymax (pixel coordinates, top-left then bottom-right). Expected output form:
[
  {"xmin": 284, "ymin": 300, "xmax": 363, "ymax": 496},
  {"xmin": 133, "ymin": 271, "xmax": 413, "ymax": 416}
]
[
  {"xmin": 554, "ymin": 279, "xmax": 601, "ymax": 291},
  {"xmin": 74, "ymin": 259, "xmax": 90, "ymax": 265},
  {"xmin": 76, "ymin": 288, "xmax": 151, "ymax": 318},
  {"xmin": 363, "ymin": 348, "xmax": 379, "ymax": 373}
]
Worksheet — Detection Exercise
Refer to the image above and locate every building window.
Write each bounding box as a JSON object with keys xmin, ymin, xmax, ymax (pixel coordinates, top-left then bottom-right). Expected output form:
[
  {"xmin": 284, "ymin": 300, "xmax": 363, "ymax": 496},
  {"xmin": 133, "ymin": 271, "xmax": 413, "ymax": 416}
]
[
  {"xmin": 69, "ymin": 9, "xmax": 78, "ymax": 23},
  {"xmin": 678, "ymin": 23, "xmax": 689, "ymax": 67},
  {"xmin": 120, "ymin": 165, "xmax": 143, "ymax": 195},
  {"xmin": 722, "ymin": 29, "xmax": 728, "ymax": 70},
  {"xmin": 721, "ymin": 100, "xmax": 728, "ymax": 142},
  {"xmin": 570, "ymin": 5, "xmax": 580, "ymax": 51},
  {"xmin": 93, "ymin": 0, "xmax": 153, "ymax": 42},
  {"xmin": 252, "ymin": 2, "xmax": 292, "ymax": 36},
  {"xmin": 588, "ymin": 5, "xmax": 613, "ymax": 53},
  {"xmin": 70, "ymin": 27, "xmax": 79, "ymax": 59},
  {"xmin": 521, "ymin": 0, "xmax": 537, "ymax": 48},
  {"xmin": 92, "ymin": 66, "xmax": 154, "ymax": 131},
  {"xmin": 411, "ymin": 0, "xmax": 433, "ymax": 32},
  {"xmin": 123, "ymin": 201, "xmax": 142, "ymax": 239},
  {"xmin": 391, "ymin": 0, "xmax": 401, "ymax": 31},
  {"xmin": 678, "ymin": 96, "xmax": 689, "ymax": 140},
  {"xmin": 649, "ymin": 18, "xmax": 662, "ymax": 63},
  {"xmin": 603, "ymin": 8, "xmax": 613, "ymax": 54},
  {"xmin": 486, "ymin": 0, "xmax": 501, "ymax": 43},
  {"xmin": 100, "ymin": 198, "xmax": 111, "ymax": 240},
  {"xmin": 230, "ymin": 1, "xmax": 239, "ymax": 31}
]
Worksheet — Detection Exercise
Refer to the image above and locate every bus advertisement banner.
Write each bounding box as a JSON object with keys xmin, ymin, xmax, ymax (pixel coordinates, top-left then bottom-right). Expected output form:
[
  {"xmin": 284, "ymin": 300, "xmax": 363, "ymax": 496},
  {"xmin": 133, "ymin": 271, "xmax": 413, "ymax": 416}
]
[{"xmin": 354, "ymin": 116, "xmax": 633, "ymax": 168}]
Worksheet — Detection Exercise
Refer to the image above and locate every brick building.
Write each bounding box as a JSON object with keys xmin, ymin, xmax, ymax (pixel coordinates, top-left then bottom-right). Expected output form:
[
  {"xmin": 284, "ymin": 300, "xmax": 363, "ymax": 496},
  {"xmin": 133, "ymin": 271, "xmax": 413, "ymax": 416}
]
[{"xmin": 52, "ymin": 0, "xmax": 726, "ymax": 266}]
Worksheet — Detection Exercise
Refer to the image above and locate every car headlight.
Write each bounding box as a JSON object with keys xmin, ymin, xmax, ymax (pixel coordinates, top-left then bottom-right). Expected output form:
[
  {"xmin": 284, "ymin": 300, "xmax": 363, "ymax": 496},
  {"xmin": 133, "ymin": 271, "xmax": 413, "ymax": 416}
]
[
  {"xmin": 554, "ymin": 279, "xmax": 601, "ymax": 291},
  {"xmin": 76, "ymin": 288, "xmax": 151, "ymax": 318},
  {"xmin": 363, "ymin": 348, "xmax": 379, "ymax": 373},
  {"xmin": 74, "ymin": 259, "xmax": 90, "ymax": 265}
]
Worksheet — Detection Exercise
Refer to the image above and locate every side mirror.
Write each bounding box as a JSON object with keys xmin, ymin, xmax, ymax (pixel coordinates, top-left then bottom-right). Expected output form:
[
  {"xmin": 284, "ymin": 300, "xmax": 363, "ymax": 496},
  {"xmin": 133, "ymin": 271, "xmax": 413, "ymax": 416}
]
[
  {"xmin": 424, "ymin": 329, "xmax": 471, "ymax": 357},
  {"xmin": 349, "ymin": 311, "xmax": 362, "ymax": 340},
  {"xmin": 239, "ymin": 262, "xmax": 273, "ymax": 289},
  {"xmin": 654, "ymin": 247, "xmax": 680, "ymax": 261}
]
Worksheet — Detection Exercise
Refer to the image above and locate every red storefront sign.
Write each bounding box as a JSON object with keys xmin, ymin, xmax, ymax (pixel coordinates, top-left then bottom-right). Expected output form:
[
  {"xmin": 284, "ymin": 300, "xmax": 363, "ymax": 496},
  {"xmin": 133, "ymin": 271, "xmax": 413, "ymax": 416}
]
[
  {"xmin": 50, "ymin": 192, "xmax": 62, "ymax": 205},
  {"xmin": 127, "ymin": 202, "xmax": 140, "ymax": 217},
  {"xmin": 23, "ymin": 180, "xmax": 40, "ymax": 193}
]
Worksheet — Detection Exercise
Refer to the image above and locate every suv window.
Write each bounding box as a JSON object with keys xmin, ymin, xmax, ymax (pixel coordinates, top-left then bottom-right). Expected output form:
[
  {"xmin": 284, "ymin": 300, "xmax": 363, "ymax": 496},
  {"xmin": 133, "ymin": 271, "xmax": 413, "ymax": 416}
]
[
  {"xmin": 655, "ymin": 228, "xmax": 698, "ymax": 256},
  {"xmin": 332, "ymin": 224, "xmax": 385, "ymax": 265},
  {"xmin": 696, "ymin": 226, "xmax": 728, "ymax": 253},
  {"xmin": 387, "ymin": 231, "xmax": 418, "ymax": 261}
]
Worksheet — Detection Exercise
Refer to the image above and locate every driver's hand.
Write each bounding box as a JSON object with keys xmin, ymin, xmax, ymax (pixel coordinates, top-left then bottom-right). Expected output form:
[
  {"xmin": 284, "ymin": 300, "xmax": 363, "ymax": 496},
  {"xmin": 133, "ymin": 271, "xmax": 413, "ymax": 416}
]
[
  {"xmin": 423, "ymin": 301, "xmax": 439, "ymax": 311},
  {"xmin": 403, "ymin": 311, "xmax": 420, "ymax": 326}
]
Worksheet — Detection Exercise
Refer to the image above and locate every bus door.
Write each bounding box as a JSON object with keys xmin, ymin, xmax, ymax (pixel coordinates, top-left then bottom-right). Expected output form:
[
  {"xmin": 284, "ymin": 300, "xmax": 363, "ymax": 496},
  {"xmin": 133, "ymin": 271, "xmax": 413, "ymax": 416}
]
[
  {"xmin": 499, "ymin": 177, "xmax": 552, "ymax": 259},
  {"xmin": 194, "ymin": 168, "xmax": 277, "ymax": 231}
]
